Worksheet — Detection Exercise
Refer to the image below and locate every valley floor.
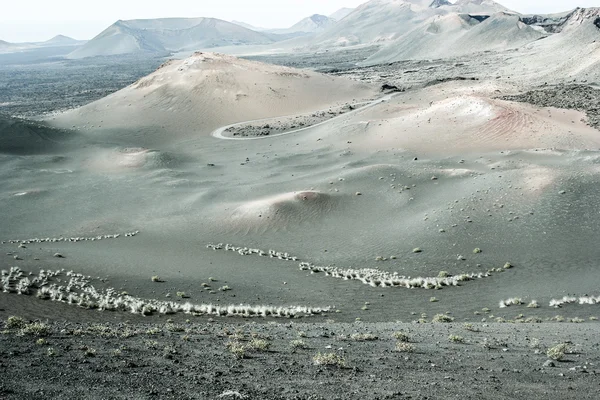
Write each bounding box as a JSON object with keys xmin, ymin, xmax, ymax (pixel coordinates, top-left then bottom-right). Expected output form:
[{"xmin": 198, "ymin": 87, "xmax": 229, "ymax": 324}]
[{"xmin": 2, "ymin": 46, "xmax": 600, "ymax": 399}]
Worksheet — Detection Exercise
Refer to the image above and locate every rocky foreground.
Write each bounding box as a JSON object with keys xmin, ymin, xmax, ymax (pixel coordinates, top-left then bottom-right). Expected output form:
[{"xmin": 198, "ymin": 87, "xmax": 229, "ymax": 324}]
[{"xmin": 1, "ymin": 316, "xmax": 599, "ymax": 399}]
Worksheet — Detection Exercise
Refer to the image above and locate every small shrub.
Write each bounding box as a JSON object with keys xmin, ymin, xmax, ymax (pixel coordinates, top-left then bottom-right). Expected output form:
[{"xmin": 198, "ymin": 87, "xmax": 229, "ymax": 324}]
[
  {"xmin": 218, "ymin": 285, "xmax": 232, "ymax": 292},
  {"xmin": 165, "ymin": 323, "xmax": 185, "ymax": 332},
  {"xmin": 412, "ymin": 248, "xmax": 422, "ymax": 253},
  {"xmin": 19, "ymin": 322, "xmax": 51, "ymax": 337},
  {"xmin": 313, "ymin": 352, "xmax": 346, "ymax": 367},
  {"xmin": 503, "ymin": 262, "xmax": 513, "ymax": 269},
  {"xmin": 176, "ymin": 291, "xmax": 188, "ymax": 298},
  {"xmin": 473, "ymin": 248, "xmax": 482, "ymax": 254},
  {"xmin": 448, "ymin": 335, "xmax": 465, "ymax": 343},
  {"xmin": 36, "ymin": 338, "xmax": 47, "ymax": 346},
  {"xmin": 6, "ymin": 316, "xmax": 26, "ymax": 329},
  {"xmin": 432, "ymin": 314, "xmax": 454, "ymax": 323},
  {"xmin": 393, "ymin": 332, "xmax": 410, "ymax": 342},
  {"xmin": 227, "ymin": 341, "xmax": 247, "ymax": 359},
  {"xmin": 438, "ymin": 271, "xmax": 449, "ymax": 278},
  {"xmin": 350, "ymin": 333, "xmax": 378, "ymax": 341},
  {"xmin": 248, "ymin": 339, "xmax": 270, "ymax": 352},
  {"xmin": 430, "ymin": 297, "xmax": 439, "ymax": 303},
  {"xmin": 84, "ymin": 347, "xmax": 96, "ymax": 357},
  {"xmin": 231, "ymin": 330, "xmax": 245, "ymax": 340},
  {"xmin": 571, "ymin": 317, "xmax": 585, "ymax": 323},
  {"xmin": 527, "ymin": 300, "xmax": 539, "ymax": 308},
  {"xmin": 151, "ymin": 276, "xmax": 163, "ymax": 282},
  {"xmin": 547, "ymin": 343, "xmax": 569, "ymax": 361},
  {"xmin": 463, "ymin": 323, "xmax": 479, "ymax": 332},
  {"xmin": 46, "ymin": 348, "xmax": 56, "ymax": 357},
  {"xmin": 290, "ymin": 339, "xmax": 308, "ymax": 350},
  {"xmin": 395, "ymin": 342, "xmax": 416, "ymax": 353}
]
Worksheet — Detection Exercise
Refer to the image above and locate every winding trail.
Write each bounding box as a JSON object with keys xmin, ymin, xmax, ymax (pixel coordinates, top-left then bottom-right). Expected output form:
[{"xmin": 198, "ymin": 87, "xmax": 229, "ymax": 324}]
[{"xmin": 211, "ymin": 93, "xmax": 397, "ymax": 141}]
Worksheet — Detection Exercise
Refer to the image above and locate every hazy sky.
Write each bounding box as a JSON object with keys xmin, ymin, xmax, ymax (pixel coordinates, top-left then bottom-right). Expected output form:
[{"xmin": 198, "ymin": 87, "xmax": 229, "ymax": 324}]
[{"xmin": 0, "ymin": 0, "xmax": 596, "ymax": 42}]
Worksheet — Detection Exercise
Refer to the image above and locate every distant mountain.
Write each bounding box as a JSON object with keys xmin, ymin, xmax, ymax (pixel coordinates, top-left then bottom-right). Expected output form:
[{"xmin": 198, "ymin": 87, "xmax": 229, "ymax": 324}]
[
  {"xmin": 515, "ymin": 7, "xmax": 600, "ymax": 81},
  {"xmin": 329, "ymin": 8, "xmax": 355, "ymax": 21},
  {"xmin": 308, "ymin": 0, "xmax": 444, "ymax": 48},
  {"xmin": 41, "ymin": 35, "xmax": 83, "ymax": 46},
  {"xmin": 270, "ymin": 14, "xmax": 336, "ymax": 35},
  {"xmin": 306, "ymin": 0, "xmax": 515, "ymax": 49},
  {"xmin": 429, "ymin": 0, "xmax": 452, "ymax": 8},
  {"xmin": 68, "ymin": 17, "xmax": 278, "ymax": 59},
  {"xmin": 450, "ymin": 0, "xmax": 510, "ymax": 14},
  {"xmin": 365, "ymin": 12, "xmax": 544, "ymax": 64},
  {"xmin": 230, "ymin": 20, "xmax": 266, "ymax": 31}
]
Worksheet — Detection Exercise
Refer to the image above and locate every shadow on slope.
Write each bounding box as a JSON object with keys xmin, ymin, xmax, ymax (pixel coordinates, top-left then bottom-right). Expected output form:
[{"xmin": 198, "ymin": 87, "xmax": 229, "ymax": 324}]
[{"xmin": 0, "ymin": 114, "xmax": 77, "ymax": 154}]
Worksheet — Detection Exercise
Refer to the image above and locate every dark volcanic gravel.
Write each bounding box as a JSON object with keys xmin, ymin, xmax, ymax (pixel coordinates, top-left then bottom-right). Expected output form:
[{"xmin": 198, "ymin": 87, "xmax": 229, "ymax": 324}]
[
  {"xmin": 1, "ymin": 317, "xmax": 600, "ymax": 399},
  {"xmin": 502, "ymin": 84, "xmax": 600, "ymax": 130}
]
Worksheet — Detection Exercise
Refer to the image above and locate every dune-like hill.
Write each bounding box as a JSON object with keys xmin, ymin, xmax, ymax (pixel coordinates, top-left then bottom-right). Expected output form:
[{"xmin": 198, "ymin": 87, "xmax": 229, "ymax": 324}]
[
  {"xmin": 67, "ymin": 18, "xmax": 278, "ymax": 59},
  {"xmin": 365, "ymin": 12, "xmax": 544, "ymax": 64},
  {"xmin": 306, "ymin": 0, "xmax": 514, "ymax": 49},
  {"xmin": 49, "ymin": 52, "xmax": 378, "ymax": 145}
]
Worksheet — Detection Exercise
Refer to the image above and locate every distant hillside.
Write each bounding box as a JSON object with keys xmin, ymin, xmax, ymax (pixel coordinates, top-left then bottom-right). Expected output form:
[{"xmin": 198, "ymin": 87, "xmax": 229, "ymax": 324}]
[
  {"xmin": 329, "ymin": 8, "xmax": 355, "ymax": 21},
  {"xmin": 307, "ymin": 0, "xmax": 514, "ymax": 49},
  {"xmin": 365, "ymin": 12, "xmax": 544, "ymax": 64},
  {"xmin": 451, "ymin": 0, "xmax": 509, "ymax": 14},
  {"xmin": 41, "ymin": 35, "xmax": 83, "ymax": 46},
  {"xmin": 230, "ymin": 21, "xmax": 266, "ymax": 31},
  {"xmin": 67, "ymin": 17, "xmax": 278, "ymax": 59},
  {"xmin": 272, "ymin": 14, "xmax": 336, "ymax": 34},
  {"xmin": 0, "ymin": 35, "xmax": 85, "ymax": 54},
  {"xmin": 507, "ymin": 7, "xmax": 600, "ymax": 82}
]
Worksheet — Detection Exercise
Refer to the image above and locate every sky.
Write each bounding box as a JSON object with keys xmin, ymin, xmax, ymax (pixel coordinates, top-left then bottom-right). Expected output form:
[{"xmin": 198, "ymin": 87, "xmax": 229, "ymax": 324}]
[{"xmin": 0, "ymin": 0, "xmax": 597, "ymax": 43}]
